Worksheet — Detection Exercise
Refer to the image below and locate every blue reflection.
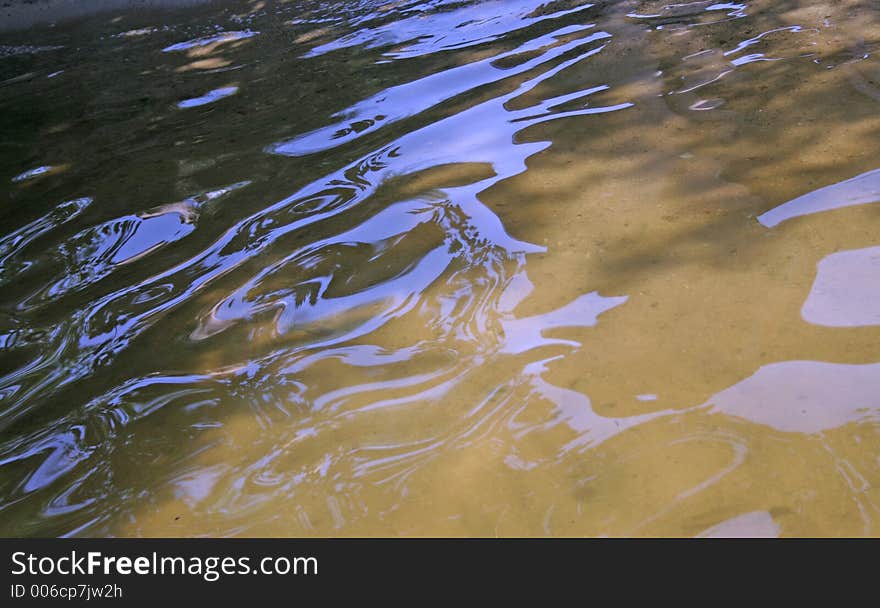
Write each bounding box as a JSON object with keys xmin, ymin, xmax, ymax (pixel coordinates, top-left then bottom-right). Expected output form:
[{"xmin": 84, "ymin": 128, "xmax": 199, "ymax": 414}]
[{"xmin": 177, "ymin": 86, "xmax": 239, "ymax": 109}]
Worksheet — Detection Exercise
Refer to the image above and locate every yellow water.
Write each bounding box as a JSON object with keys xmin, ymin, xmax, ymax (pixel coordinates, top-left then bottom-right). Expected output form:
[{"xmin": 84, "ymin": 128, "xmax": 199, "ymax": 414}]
[{"xmin": 1, "ymin": 0, "xmax": 880, "ymax": 537}]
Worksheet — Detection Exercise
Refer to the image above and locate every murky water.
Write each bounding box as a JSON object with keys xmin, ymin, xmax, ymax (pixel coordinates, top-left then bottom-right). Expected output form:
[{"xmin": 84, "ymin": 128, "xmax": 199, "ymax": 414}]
[{"xmin": 1, "ymin": 0, "xmax": 879, "ymax": 537}]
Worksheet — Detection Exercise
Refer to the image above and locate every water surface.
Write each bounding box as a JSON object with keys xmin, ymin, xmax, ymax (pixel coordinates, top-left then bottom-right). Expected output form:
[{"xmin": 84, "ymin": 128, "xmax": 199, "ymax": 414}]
[{"xmin": 1, "ymin": 0, "xmax": 880, "ymax": 537}]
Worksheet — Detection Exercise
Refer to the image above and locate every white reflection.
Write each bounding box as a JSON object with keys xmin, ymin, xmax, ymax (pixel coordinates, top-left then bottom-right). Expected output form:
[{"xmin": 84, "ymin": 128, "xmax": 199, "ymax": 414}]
[
  {"xmin": 708, "ymin": 360, "xmax": 880, "ymax": 433},
  {"xmin": 177, "ymin": 86, "xmax": 238, "ymax": 109},
  {"xmin": 697, "ymin": 511, "xmax": 780, "ymax": 537},
  {"xmin": 802, "ymin": 246, "xmax": 880, "ymax": 327},
  {"xmin": 758, "ymin": 168, "xmax": 880, "ymax": 227},
  {"xmin": 12, "ymin": 165, "xmax": 52, "ymax": 182},
  {"xmin": 501, "ymin": 292, "xmax": 627, "ymax": 355},
  {"xmin": 305, "ymin": 0, "xmax": 595, "ymax": 59}
]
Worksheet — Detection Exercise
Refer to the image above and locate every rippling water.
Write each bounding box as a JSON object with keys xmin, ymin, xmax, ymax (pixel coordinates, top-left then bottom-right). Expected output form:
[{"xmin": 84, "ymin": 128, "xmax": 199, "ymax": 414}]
[{"xmin": 1, "ymin": 0, "xmax": 879, "ymax": 537}]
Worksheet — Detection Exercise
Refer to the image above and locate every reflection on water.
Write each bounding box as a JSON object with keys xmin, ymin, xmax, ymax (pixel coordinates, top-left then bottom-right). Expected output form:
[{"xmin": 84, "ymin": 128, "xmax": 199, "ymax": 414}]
[
  {"xmin": 1, "ymin": 0, "xmax": 880, "ymax": 537},
  {"xmin": 707, "ymin": 360, "xmax": 880, "ymax": 433},
  {"xmin": 11, "ymin": 165, "xmax": 54, "ymax": 183},
  {"xmin": 302, "ymin": 0, "xmax": 597, "ymax": 59},
  {"xmin": 758, "ymin": 168, "xmax": 880, "ymax": 227},
  {"xmin": 161, "ymin": 29, "xmax": 258, "ymax": 52},
  {"xmin": 697, "ymin": 510, "xmax": 779, "ymax": 538},
  {"xmin": 177, "ymin": 85, "xmax": 239, "ymax": 108},
  {"xmin": 803, "ymin": 246, "xmax": 880, "ymax": 328}
]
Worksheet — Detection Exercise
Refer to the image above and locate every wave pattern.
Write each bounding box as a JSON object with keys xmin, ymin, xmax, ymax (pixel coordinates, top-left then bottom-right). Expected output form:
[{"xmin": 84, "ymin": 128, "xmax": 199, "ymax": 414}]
[{"xmin": 1, "ymin": 0, "xmax": 880, "ymax": 536}]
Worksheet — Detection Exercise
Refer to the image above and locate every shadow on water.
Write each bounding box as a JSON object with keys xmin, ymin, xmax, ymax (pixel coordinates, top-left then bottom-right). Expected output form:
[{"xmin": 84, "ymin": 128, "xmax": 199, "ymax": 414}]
[{"xmin": 1, "ymin": 0, "xmax": 880, "ymax": 536}]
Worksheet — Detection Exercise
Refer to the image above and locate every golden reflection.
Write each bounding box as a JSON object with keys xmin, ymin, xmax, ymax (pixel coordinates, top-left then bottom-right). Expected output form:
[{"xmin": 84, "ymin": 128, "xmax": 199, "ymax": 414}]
[{"xmin": 176, "ymin": 58, "xmax": 232, "ymax": 72}]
